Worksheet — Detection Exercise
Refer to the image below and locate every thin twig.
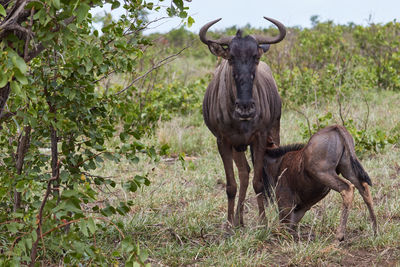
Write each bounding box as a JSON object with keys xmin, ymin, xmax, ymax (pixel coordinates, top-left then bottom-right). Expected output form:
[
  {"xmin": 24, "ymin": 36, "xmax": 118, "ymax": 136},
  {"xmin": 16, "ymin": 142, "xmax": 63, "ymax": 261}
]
[
  {"xmin": 290, "ymin": 106, "xmax": 312, "ymax": 138},
  {"xmin": 0, "ymin": 219, "xmax": 21, "ymax": 226},
  {"xmin": 336, "ymin": 89, "xmax": 345, "ymax": 126},
  {"xmin": 115, "ymin": 46, "xmax": 190, "ymax": 96},
  {"xmin": 24, "ymin": 7, "xmax": 35, "ymax": 61},
  {"xmin": 361, "ymin": 91, "xmax": 370, "ymax": 132},
  {"xmin": 74, "ymin": 151, "xmax": 104, "ymax": 168},
  {"xmin": 82, "ymin": 172, "xmax": 116, "ymax": 180}
]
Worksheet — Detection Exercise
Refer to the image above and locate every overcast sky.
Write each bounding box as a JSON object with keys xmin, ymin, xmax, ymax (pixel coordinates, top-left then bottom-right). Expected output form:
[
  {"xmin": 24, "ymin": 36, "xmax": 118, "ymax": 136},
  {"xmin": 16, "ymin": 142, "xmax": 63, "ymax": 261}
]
[{"xmin": 93, "ymin": 0, "xmax": 400, "ymax": 33}]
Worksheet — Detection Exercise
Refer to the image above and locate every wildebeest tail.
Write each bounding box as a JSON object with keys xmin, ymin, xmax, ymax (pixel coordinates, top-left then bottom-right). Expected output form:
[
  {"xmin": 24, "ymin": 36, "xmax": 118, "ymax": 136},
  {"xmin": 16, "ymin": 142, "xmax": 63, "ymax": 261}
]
[
  {"xmin": 350, "ymin": 157, "xmax": 372, "ymax": 186},
  {"xmin": 250, "ymin": 145, "xmax": 274, "ymax": 202},
  {"xmin": 335, "ymin": 125, "xmax": 372, "ymax": 186},
  {"xmin": 262, "ymin": 166, "xmax": 275, "ymax": 201}
]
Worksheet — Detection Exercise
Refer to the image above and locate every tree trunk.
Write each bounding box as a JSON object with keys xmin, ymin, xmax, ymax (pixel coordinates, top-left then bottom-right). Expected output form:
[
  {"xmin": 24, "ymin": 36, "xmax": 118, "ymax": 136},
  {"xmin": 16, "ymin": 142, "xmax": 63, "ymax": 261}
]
[{"xmin": 13, "ymin": 125, "xmax": 31, "ymax": 211}]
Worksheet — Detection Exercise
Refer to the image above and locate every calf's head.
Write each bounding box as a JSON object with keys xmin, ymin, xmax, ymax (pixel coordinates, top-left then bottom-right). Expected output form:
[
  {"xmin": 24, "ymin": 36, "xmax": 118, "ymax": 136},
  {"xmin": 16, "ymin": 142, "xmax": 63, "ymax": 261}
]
[{"xmin": 199, "ymin": 17, "xmax": 286, "ymax": 120}]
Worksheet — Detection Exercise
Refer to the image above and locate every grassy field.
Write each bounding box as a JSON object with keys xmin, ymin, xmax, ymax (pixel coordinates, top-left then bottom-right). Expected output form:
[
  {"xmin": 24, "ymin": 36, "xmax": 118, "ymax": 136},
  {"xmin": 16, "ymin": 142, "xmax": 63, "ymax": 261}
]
[{"xmin": 96, "ymin": 89, "xmax": 400, "ymax": 266}]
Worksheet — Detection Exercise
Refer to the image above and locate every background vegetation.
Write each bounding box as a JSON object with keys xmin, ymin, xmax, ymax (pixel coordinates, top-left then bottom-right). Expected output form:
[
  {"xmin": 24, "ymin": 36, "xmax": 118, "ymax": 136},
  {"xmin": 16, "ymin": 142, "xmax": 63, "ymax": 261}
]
[{"xmin": 0, "ymin": 1, "xmax": 399, "ymax": 265}]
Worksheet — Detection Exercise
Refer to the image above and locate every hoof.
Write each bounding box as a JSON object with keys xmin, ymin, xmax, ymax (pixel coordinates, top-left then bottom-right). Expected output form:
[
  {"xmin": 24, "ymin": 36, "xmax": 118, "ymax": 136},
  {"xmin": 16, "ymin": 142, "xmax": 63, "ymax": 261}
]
[
  {"xmin": 233, "ymin": 217, "xmax": 244, "ymax": 228},
  {"xmin": 223, "ymin": 221, "xmax": 235, "ymax": 235},
  {"xmin": 335, "ymin": 233, "xmax": 345, "ymax": 243}
]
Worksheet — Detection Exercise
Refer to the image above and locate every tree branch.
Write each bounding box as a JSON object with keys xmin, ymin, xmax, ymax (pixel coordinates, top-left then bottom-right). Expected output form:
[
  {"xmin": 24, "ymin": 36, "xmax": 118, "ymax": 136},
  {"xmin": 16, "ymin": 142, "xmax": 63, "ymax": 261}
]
[
  {"xmin": 29, "ymin": 161, "xmax": 60, "ymax": 266},
  {"xmin": 25, "ymin": 16, "xmax": 76, "ymax": 62},
  {"xmin": 24, "ymin": 6, "xmax": 35, "ymax": 61},
  {"xmin": 0, "ymin": 0, "xmax": 28, "ymax": 30},
  {"xmin": 14, "ymin": 125, "xmax": 31, "ymax": 211}
]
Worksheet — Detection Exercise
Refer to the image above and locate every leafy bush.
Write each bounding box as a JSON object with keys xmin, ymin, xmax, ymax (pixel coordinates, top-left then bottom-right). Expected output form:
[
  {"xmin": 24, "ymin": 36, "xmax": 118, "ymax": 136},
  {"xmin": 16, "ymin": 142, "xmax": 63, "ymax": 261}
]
[{"xmin": 0, "ymin": 0, "xmax": 193, "ymax": 265}]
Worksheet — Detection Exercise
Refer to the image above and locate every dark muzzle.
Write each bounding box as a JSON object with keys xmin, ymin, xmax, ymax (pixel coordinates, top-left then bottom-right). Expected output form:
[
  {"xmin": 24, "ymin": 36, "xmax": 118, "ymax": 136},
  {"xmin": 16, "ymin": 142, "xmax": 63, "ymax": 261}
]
[{"xmin": 234, "ymin": 99, "xmax": 256, "ymax": 120}]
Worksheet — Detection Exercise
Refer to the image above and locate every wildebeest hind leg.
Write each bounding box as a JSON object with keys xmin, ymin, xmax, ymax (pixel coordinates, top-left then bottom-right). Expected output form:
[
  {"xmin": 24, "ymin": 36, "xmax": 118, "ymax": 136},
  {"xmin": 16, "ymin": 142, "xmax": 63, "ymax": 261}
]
[
  {"xmin": 233, "ymin": 150, "xmax": 250, "ymax": 227},
  {"xmin": 339, "ymin": 165, "xmax": 377, "ymax": 235},
  {"xmin": 312, "ymin": 171, "xmax": 355, "ymax": 241},
  {"xmin": 217, "ymin": 139, "xmax": 237, "ymax": 226},
  {"xmin": 358, "ymin": 182, "xmax": 377, "ymax": 235}
]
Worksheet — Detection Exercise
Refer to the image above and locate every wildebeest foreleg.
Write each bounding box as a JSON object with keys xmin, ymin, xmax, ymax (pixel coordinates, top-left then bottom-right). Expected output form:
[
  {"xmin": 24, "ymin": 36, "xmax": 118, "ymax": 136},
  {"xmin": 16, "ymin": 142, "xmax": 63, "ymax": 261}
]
[
  {"xmin": 252, "ymin": 134, "xmax": 268, "ymax": 222},
  {"xmin": 233, "ymin": 150, "xmax": 250, "ymax": 226},
  {"xmin": 217, "ymin": 139, "xmax": 237, "ymax": 226}
]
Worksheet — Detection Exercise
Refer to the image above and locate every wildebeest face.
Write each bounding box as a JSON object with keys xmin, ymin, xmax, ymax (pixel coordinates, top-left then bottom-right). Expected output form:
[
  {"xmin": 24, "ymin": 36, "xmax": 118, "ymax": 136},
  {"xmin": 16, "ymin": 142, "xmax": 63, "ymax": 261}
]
[
  {"xmin": 208, "ymin": 31, "xmax": 270, "ymax": 120},
  {"xmin": 199, "ymin": 17, "xmax": 285, "ymax": 121},
  {"xmin": 228, "ymin": 31, "xmax": 267, "ymax": 120}
]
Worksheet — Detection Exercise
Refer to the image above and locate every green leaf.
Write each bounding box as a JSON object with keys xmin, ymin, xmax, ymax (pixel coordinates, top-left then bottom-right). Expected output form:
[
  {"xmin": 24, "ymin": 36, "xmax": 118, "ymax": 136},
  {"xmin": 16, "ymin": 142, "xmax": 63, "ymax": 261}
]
[
  {"xmin": 92, "ymin": 47, "xmax": 103, "ymax": 65},
  {"xmin": 14, "ymin": 70, "xmax": 28, "ymax": 85},
  {"xmin": 123, "ymin": 180, "xmax": 137, "ymax": 192},
  {"xmin": 87, "ymin": 218, "xmax": 96, "ymax": 234},
  {"xmin": 75, "ymin": 3, "xmax": 90, "ymax": 24},
  {"xmin": 173, "ymin": 0, "xmax": 184, "ymax": 10},
  {"xmin": 26, "ymin": 1, "xmax": 44, "ymax": 10},
  {"xmin": 101, "ymin": 205, "xmax": 116, "ymax": 217},
  {"xmin": 52, "ymin": 0, "xmax": 60, "ymax": 9},
  {"xmin": 79, "ymin": 220, "xmax": 89, "ymax": 237},
  {"xmin": 6, "ymin": 222, "xmax": 23, "ymax": 234},
  {"xmin": 11, "ymin": 55, "xmax": 28, "ymax": 74},
  {"xmin": 160, "ymin": 143, "xmax": 170, "ymax": 156},
  {"xmin": 187, "ymin": 16, "xmax": 195, "ymax": 28},
  {"xmin": 146, "ymin": 2, "xmax": 154, "ymax": 9},
  {"xmin": 0, "ymin": 72, "xmax": 8, "ymax": 87},
  {"xmin": 25, "ymin": 238, "xmax": 32, "ymax": 250},
  {"xmin": 111, "ymin": 0, "xmax": 120, "ymax": 10},
  {"xmin": 62, "ymin": 189, "xmax": 79, "ymax": 198},
  {"xmin": 10, "ymin": 81, "xmax": 26, "ymax": 100},
  {"xmin": 0, "ymin": 4, "xmax": 6, "ymax": 17},
  {"xmin": 31, "ymin": 230, "xmax": 37, "ymax": 242}
]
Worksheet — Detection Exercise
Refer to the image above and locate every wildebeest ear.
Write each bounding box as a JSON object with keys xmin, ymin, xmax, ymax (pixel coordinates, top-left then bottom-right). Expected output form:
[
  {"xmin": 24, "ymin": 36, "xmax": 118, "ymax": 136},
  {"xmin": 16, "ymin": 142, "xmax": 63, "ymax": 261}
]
[
  {"xmin": 258, "ymin": 44, "xmax": 271, "ymax": 54},
  {"xmin": 208, "ymin": 42, "xmax": 230, "ymax": 59}
]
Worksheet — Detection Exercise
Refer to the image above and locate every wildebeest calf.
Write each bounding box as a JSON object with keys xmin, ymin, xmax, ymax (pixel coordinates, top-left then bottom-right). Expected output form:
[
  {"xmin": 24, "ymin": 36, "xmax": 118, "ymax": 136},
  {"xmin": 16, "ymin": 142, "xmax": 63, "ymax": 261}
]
[{"xmin": 263, "ymin": 125, "xmax": 377, "ymax": 241}]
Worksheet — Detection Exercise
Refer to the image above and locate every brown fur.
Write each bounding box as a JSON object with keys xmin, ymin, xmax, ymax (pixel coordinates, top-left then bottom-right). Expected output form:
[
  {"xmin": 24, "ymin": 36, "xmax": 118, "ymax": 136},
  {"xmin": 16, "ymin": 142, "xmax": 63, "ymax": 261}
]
[
  {"xmin": 200, "ymin": 19, "xmax": 285, "ymax": 227},
  {"xmin": 204, "ymin": 60, "xmax": 282, "ymax": 226},
  {"xmin": 264, "ymin": 125, "xmax": 377, "ymax": 241}
]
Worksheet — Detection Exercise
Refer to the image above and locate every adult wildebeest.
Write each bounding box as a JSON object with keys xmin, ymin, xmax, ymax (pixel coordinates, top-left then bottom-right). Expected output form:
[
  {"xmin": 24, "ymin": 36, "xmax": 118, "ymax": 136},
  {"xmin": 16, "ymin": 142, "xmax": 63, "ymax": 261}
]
[
  {"xmin": 200, "ymin": 17, "xmax": 286, "ymax": 227},
  {"xmin": 264, "ymin": 125, "xmax": 377, "ymax": 241}
]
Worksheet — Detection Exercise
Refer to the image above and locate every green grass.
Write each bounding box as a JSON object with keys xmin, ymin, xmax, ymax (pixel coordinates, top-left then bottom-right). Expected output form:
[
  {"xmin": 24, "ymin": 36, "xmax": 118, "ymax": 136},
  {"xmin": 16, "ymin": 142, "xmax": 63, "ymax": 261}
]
[{"xmin": 94, "ymin": 89, "xmax": 400, "ymax": 266}]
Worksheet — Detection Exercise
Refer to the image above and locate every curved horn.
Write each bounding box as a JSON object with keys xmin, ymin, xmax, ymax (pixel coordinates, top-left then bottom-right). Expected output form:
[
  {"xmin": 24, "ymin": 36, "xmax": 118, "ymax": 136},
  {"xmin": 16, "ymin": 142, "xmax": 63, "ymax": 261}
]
[
  {"xmin": 253, "ymin": 17, "xmax": 286, "ymax": 44},
  {"xmin": 199, "ymin": 18, "xmax": 234, "ymax": 45}
]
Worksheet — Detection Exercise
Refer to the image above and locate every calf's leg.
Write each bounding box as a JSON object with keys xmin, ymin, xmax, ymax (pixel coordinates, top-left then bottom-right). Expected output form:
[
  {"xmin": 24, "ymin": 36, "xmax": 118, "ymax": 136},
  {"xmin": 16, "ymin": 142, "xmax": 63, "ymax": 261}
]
[
  {"xmin": 357, "ymin": 182, "xmax": 377, "ymax": 235},
  {"xmin": 338, "ymin": 164, "xmax": 377, "ymax": 235},
  {"xmin": 311, "ymin": 171, "xmax": 355, "ymax": 241},
  {"xmin": 252, "ymin": 134, "xmax": 268, "ymax": 222},
  {"xmin": 337, "ymin": 182, "xmax": 355, "ymax": 241}
]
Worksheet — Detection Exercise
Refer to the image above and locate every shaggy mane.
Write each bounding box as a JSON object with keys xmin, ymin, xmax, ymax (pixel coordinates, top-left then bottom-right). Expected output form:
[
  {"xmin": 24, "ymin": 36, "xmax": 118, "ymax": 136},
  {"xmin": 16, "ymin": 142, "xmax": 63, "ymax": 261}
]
[{"xmin": 265, "ymin": 143, "xmax": 305, "ymax": 158}]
